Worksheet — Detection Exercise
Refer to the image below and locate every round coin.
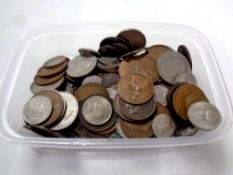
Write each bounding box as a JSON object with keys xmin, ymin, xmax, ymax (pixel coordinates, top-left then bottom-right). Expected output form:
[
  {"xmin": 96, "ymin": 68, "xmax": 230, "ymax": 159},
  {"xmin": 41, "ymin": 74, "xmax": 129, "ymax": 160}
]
[
  {"xmin": 157, "ymin": 51, "xmax": 191, "ymax": 84},
  {"xmin": 187, "ymin": 101, "xmax": 222, "ymax": 130},
  {"xmin": 185, "ymin": 91, "xmax": 208, "ymax": 109},
  {"xmin": 78, "ymin": 48, "xmax": 101, "ymax": 58},
  {"xmin": 177, "ymin": 45, "xmax": 192, "ymax": 69},
  {"xmin": 82, "ymin": 75, "xmax": 102, "ymax": 85},
  {"xmin": 174, "ymin": 73, "xmax": 197, "ymax": 85},
  {"xmin": 101, "ymin": 73, "xmax": 120, "ymax": 88},
  {"xmin": 82, "ymin": 95, "xmax": 112, "ymax": 125},
  {"xmin": 23, "ymin": 95, "xmax": 53, "ymax": 125},
  {"xmin": 98, "ymin": 57, "xmax": 119, "ymax": 65},
  {"xmin": 119, "ymin": 48, "xmax": 147, "ymax": 60},
  {"xmin": 34, "ymin": 71, "xmax": 65, "ymax": 85},
  {"xmin": 153, "ymin": 85, "xmax": 169, "ymax": 106},
  {"xmin": 147, "ymin": 45, "xmax": 173, "ymax": 62},
  {"xmin": 44, "ymin": 56, "xmax": 69, "ymax": 68},
  {"xmin": 117, "ymin": 73, "xmax": 154, "ymax": 104}
]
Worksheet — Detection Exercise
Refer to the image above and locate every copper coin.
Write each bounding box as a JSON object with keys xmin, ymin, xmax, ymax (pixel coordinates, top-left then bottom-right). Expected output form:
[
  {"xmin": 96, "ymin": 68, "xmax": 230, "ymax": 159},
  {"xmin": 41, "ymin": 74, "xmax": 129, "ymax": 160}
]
[
  {"xmin": 172, "ymin": 84, "xmax": 207, "ymax": 121},
  {"xmin": 78, "ymin": 48, "xmax": 101, "ymax": 58},
  {"xmin": 101, "ymin": 73, "xmax": 120, "ymax": 88},
  {"xmin": 44, "ymin": 56, "xmax": 69, "ymax": 68},
  {"xmin": 177, "ymin": 45, "xmax": 192, "ymax": 69},
  {"xmin": 118, "ymin": 95, "xmax": 155, "ymax": 121},
  {"xmin": 37, "ymin": 60, "xmax": 68, "ymax": 77},
  {"xmin": 147, "ymin": 45, "xmax": 173, "ymax": 62},
  {"xmin": 185, "ymin": 91, "xmax": 208, "ymax": 109},
  {"xmin": 96, "ymin": 123, "xmax": 116, "ymax": 135},
  {"xmin": 119, "ymin": 118, "xmax": 154, "ymax": 138},
  {"xmin": 119, "ymin": 48, "xmax": 147, "ymax": 60},
  {"xmin": 74, "ymin": 83, "xmax": 109, "ymax": 101},
  {"xmin": 112, "ymin": 43, "xmax": 129, "ymax": 55},
  {"xmin": 100, "ymin": 36, "xmax": 129, "ymax": 47},
  {"xmin": 37, "ymin": 90, "xmax": 66, "ymax": 127},
  {"xmin": 74, "ymin": 123, "xmax": 107, "ymax": 138},
  {"xmin": 117, "ymin": 28, "xmax": 146, "ymax": 50},
  {"xmin": 117, "ymin": 73, "xmax": 153, "ymax": 104},
  {"xmin": 34, "ymin": 71, "xmax": 65, "ymax": 85},
  {"xmin": 98, "ymin": 45, "xmax": 121, "ymax": 57},
  {"xmin": 119, "ymin": 54, "xmax": 159, "ymax": 83},
  {"xmin": 155, "ymin": 103, "xmax": 170, "ymax": 115}
]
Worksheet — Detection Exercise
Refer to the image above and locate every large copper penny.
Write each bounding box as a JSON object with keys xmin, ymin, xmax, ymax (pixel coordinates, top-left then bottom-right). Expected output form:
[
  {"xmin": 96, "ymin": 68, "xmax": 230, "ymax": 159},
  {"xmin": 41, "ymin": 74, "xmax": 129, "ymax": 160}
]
[
  {"xmin": 172, "ymin": 84, "xmax": 207, "ymax": 121},
  {"xmin": 117, "ymin": 73, "xmax": 153, "ymax": 104},
  {"xmin": 147, "ymin": 45, "xmax": 173, "ymax": 62},
  {"xmin": 34, "ymin": 71, "xmax": 65, "ymax": 85},
  {"xmin": 119, "ymin": 55, "xmax": 159, "ymax": 83}
]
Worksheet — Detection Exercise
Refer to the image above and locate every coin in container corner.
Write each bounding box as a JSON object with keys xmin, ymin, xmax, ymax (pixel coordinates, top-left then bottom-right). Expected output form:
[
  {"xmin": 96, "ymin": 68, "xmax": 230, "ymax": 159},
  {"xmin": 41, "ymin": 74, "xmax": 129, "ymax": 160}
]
[
  {"xmin": 34, "ymin": 71, "xmax": 65, "ymax": 86},
  {"xmin": 177, "ymin": 45, "xmax": 192, "ymax": 69},
  {"xmin": 147, "ymin": 44, "xmax": 173, "ymax": 62}
]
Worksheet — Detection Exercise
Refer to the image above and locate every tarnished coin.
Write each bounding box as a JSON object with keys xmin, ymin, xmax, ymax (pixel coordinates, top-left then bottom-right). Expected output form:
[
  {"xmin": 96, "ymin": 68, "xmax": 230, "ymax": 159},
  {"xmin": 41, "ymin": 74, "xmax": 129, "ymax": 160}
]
[
  {"xmin": 37, "ymin": 90, "xmax": 65, "ymax": 127},
  {"xmin": 176, "ymin": 126, "xmax": 198, "ymax": 136},
  {"xmin": 174, "ymin": 73, "xmax": 197, "ymax": 85},
  {"xmin": 44, "ymin": 56, "xmax": 69, "ymax": 68},
  {"xmin": 37, "ymin": 60, "xmax": 68, "ymax": 77},
  {"xmin": 98, "ymin": 45, "xmax": 121, "ymax": 57},
  {"xmin": 153, "ymin": 85, "xmax": 169, "ymax": 106},
  {"xmin": 177, "ymin": 45, "xmax": 192, "ymax": 69},
  {"xmin": 23, "ymin": 95, "xmax": 53, "ymax": 125},
  {"xmin": 119, "ymin": 55, "xmax": 159, "ymax": 83},
  {"xmin": 147, "ymin": 45, "xmax": 173, "ymax": 62},
  {"xmin": 117, "ymin": 73, "xmax": 154, "ymax": 104},
  {"xmin": 100, "ymin": 36, "xmax": 129, "ymax": 47},
  {"xmin": 101, "ymin": 73, "xmax": 120, "ymax": 88},
  {"xmin": 30, "ymin": 77, "xmax": 65, "ymax": 94},
  {"xmin": 117, "ymin": 28, "xmax": 146, "ymax": 50},
  {"xmin": 66, "ymin": 55, "xmax": 97, "ymax": 78},
  {"xmin": 34, "ymin": 71, "xmax": 65, "ymax": 86},
  {"xmin": 155, "ymin": 103, "xmax": 170, "ymax": 115},
  {"xmin": 98, "ymin": 57, "xmax": 119, "ymax": 65},
  {"xmin": 185, "ymin": 91, "xmax": 208, "ymax": 109},
  {"xmin": 118, "ymin": 96, "xmax": 155, "ymax": 121},
  {"xmin": 119, "ymin": 48, "xmax": 147, "ymax": 60},
  {"xmin": 78, "ymin": 48, "xmax": 101, "ymax": 58},
  {"xmin": 82, "ymin": 95, "xmax": 112, "ymax": 125},
  {"xmin": 152, "ymin": 114, "xmax": 176, "ymax": 137},
  {"xmin": 157, "ymin": 51, "xmax": 191, "ymax": 84},
  {"xmin": 51, "ymin": 92, "xmax": 79, "ymax": 130},
  {"xmin": 120, "ymin": 118, "xmax": 154, "ymax": 138},
  {"xmin": 187, "ymin": 101, "xmax": 222, "ymax": 130},
  {"xmin": 74, "ymin": 83, "xmax": 109, "ymax": 101},
  {"xmin": 82, "ymin": 75, "xmax": 102, "ymax": 85}
]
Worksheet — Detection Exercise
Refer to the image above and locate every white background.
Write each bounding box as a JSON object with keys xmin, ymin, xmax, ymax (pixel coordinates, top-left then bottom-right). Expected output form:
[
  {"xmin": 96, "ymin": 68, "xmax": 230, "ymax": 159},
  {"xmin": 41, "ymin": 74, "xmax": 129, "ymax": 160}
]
[{"xmin": 0, "ymin": 0, "xmax": 233, "ymax": 174}]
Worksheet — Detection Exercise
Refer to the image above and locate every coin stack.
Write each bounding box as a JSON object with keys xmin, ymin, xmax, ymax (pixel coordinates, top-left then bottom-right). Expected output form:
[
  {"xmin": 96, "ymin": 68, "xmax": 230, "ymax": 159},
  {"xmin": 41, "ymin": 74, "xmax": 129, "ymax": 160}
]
[{"xmin": 23, "ymin": 28, "xmax": 222, "ymax": 138}]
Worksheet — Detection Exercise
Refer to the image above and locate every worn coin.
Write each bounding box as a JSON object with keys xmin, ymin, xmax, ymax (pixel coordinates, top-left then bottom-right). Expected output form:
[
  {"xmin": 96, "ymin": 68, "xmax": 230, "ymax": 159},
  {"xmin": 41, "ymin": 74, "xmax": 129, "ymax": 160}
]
[
  {"xmin": 177, "ymin": 45, "xmax": 192, "ymax": 69},
  {"xmin": 117, "ymin": 73, "xmax": 154, "ymax": 104},
  {"xmin": 23, "ymin": 95, "xmax": 53, "ymax": 125},
  {"xmin": 147, "ymin": 45, "xmax": 173, "ymax": 62},
  {"xmin": 44, "ymin": 56, "xmax": 69, "ymax": 68},
  {"xmin": 157, "ymin": 51, "xmax": 191, "ymax": 84},
  {"xmin": 175, "ymin": 126, "xmax": 198, "ymax": 136},
  {"xmin": 187, "ymin": 101, "xmax": 222, "ymax": 130},
  {"xmin": 174, "ymin": 73, "xmax": 197, "ymax": 85},
  {"xmin": 153, "ymin": 85, "xmax": 169, "ymax": 106},
  {"xmin": 34, "ymin": 71, "xmax": 65, "ymax": 85},
  {"xmin": 78, "ymin": 48, "xmax": 101, "ymax": 58},
  {"xmin": 82, "ymin": 95, "xmax": 112, "ymax": 125},
  {"xmin": 51, "ymin": 92, "xmax": 79, "ymax": 130},
  {"xmin": 82, "ymin": 75, "xmax": 102, "ymax": 85},
  {"xmin": 66, "ymin": 55, "xmax": 97, "ymax": 78},
  {"xmin": 152, "ymin": 114, "xmax": 176, "ymax": 137}
]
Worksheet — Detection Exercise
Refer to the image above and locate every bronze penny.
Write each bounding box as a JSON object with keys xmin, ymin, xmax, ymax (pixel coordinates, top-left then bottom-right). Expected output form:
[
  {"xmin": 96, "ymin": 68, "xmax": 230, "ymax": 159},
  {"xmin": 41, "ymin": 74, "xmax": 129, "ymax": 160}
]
[
  {"xmin": 172, "ymin": 84, "xmax": 207, "ymax": 121},
  {"xmin": 147, "ymin": 45, "xmax": 173, "ymax": 62},
  {"xmin": 100, "ymin": 36, "xmax": 129, "ymax": 48},
  {"xmin": 96, "ymin": 123, "xmax": 116, "ymax": 135},
  {"xmin": 112, "ymin": 43, "xmax": 129, "ymax": 55},
  {"xmin": 117, "ymin": 28, "xmax": 146, "ymax": 50},
  {"xmin": 177, "ymin": 45, "xmax": 192, "ymax": 69},
  {"xmin": 37, "ymin": 60, "xmax": 68, "ymax": 78},
  {"xmin": 117, "ymin": 73, "xmax": 154, "ymax": 104},
  {"xmin": 101, "ymin": 73, "xmax": 120, "ymax": 88},
  {"xmin": 185, "ymin": 91, "xmax": 208, "ymax": 109},
  {"xmin": 37, "ymin": 90, "xmax": 66, "ymax": 127},
  {"xmin": 155, "ymin": 103, "xmax": 170, "ymax": 115},
  {"xmin": 119, "ymin": 118, "xmax": 154, "ymax": 138},
  {"xmin": 74, "ymin": 83, "xmax": 109, "ymax": 101},
  {"xmin": 78, "ymin": 48, "xmax": 101, "ymax": 58},
  {"xmin": 34, "ymin": 71, "xmax": 65, "ymax": 85},
  {"xmin": 118, "ymin": 95, "xmax": 155, "ymax": 121},
  {"xmin": 119, "ymin": 54, "xmax": 159, "ymax": 83},
  {"xmin": 98, "ymin": 45, "xmax": 120, "ymax": 57}
]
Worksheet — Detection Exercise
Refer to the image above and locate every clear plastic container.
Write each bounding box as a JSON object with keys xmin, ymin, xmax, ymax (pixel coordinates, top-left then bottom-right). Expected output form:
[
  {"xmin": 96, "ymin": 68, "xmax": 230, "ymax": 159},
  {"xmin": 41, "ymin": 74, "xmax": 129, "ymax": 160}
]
[{"xmin": 0, "ymin": 22, "xmax": 232, "ymax": 149}]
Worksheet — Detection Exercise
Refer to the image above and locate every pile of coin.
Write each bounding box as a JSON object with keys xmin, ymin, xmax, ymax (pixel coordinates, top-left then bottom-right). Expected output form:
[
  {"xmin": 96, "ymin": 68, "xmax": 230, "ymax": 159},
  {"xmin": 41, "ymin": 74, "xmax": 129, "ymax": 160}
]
[{"xmin": 23, "ymin": 28, "xmax": 222, "ymax": 138}]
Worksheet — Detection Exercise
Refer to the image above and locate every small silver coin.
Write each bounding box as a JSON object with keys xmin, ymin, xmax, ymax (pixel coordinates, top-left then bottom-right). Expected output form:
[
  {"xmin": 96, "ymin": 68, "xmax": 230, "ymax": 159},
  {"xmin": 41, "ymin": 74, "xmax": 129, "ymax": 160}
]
[
  {"xmin": 153, "ymin": 85, "xmax": 169, "ymax": 106},
  {"xmin": 107, "ymin": 85, "xmax": 117, "ymax": 100},
  {"xmin": 51, "ymin": 92, "xmax": 79, "ymax": 131},
  {"xmin": 176, "ymin": 126, "xmax": 198, "ymax": 136},
  {"xmin": 152, "ymin": 114, "xmax": 176, "ymax": 137},
  {"xmin": 98, "ymin": 57, "xmax": 119, "ymax": 65},
  {"xmin": 23, "ymin": 95, "xmax": 53, "ymax": 125},
  {"xmin": 82, "ymin": 95, "xmax": 112, "ymax": 125},
  {"xmin": 66, "ymin": 55, "xmax": 97, "ymax": 78},
  {"xmin": 174, "ymin": 73, "xmax": 197, "ymax": 85},
  {"xmin": 187, "ymin": 101, "xmax": 222, "ymax": 131},
  {"xmin": 157, "ymin": 51, "xmax": 191, "ymax": 84},
  {"xmin": 30, "ymin": 77, "xmax": 64, "ymax": 94},
  {"xmin": 44, "ymin": 56, "xmax": 67, "ymax": 68},
  {"xmin": 82, "ymin": 75, "xmax": 102, "ymax": 85}
]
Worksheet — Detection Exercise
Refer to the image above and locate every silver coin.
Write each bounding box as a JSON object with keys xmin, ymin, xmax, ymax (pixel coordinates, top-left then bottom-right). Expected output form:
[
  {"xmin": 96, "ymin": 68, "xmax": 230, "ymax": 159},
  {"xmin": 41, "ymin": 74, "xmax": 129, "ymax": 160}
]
[
  {"xmin": 115, "ymin": 119, "xmax": 127, "ymax": 138},
  {"xmin": 174, "ymin": 72, "xmax": 197, "ymax": 85},
  {"xmin": 187, "ymin": 101, "xmax": 222, "ymax": 130},
  {"xmin": 82, "ymin": 75, "xmax": 102, "ymax": 85},
  {"xmin": 82, "ymin": 95, "xmax": 112, "ymax": 125},
  {"xmin": 44, "ymin": 56, "xmax": 67, "ymax": 68},
  {"xmin": 176, "ymin": 126, "xmax": 198, "ymax": 136},
  {"xmin": 152, "ymin": 114, "xmax": 176, "ymax": 137},
  {"xmin": 30, "ymin": 77, "xmax": 64, "ymax": 94},
  {"xmin": 51, "ymin": 92, "xmax": 79, "ymax": 130},
  {"xmin": 153, "ymin": 85, "xmax": 169, "ymax": 106},
  {"xmin": 98, "ymin": 57, "xmax": 119, "ymax": 65},
  {"xmin": 107, "ymin": 86, "xmax": 117, "ymax": 99},
  {"xmin": 23, "ymin": 95, "xmax": 53, "ymax": 125},
  {"xmin": 157, "ymin": 51, "xmax": 191, "ymax": 84},
  {"xmin": 102, "ymin": 73, "xmax": 120, "ymax": 88},
  {"xmin": 66, "ymin": 55, "xmax": 97, "ymax": 78}
]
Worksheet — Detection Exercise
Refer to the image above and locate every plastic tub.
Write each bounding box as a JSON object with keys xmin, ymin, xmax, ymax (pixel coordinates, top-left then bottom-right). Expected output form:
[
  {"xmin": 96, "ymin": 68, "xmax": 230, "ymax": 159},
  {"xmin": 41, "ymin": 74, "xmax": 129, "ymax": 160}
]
[{"xmin": 0, "ymin": 22, "xmax": 232, "ymax": 149}]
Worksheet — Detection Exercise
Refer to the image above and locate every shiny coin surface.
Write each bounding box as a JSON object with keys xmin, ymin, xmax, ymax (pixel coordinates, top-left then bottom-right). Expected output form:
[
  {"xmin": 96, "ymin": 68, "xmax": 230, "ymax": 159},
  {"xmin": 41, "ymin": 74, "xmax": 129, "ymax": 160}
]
[
  {"xmin": 174, "ymin": 73, "xmax": 197, "ymax": 85},
  {"xmin": 152, "ymin": 114, "xmax": 176, "ymax": 137},
  {"xmin": 107, "ymin": 86, "xmax": 117, "ymax": 100},
  {"xmin": 51, "ymin": 92, "xmax": 79, "ymax": 130},
  {"xmin": 78, "ymin": 48, "xmax": 101, "ymax": 58},
  {"xmin": 23, "ymin": 95, "xmax": 53, "ymax": 125},
  {"xmin": 175, "ymin": 126, "xmax": 198, "ymax": 136},
  {"xmin": 187, "ymin": 101, "xmax": 222, "ymax": 130},
  {"xmin": 82, "ymin": 75, "xmax": 102, "ymax": 85},
  {"xmin": 66, "ymin": 55, "xmax": 97, "ymax": 78},
  {"xmin": 119, "ymin": 48, "xmax": 147, "ymax": 60},
  {"xmin": 153, "ymin": 85, "xmax": 169, "ymax": 106},
  {"xmin": 147, "ymin": 45, "xmax": 173, "ymax": 62},
  {"xmin": 34, "ymin": 71, "xmax": 65, "ymax": 86},
  {"xmin": 177, "ymin": 45, "xmax": 192, "ymax": 69},
  {"xmin": 157, "ymin": 51, "xmax": 191, "ymax": 84},
  {"xmin": 44, "ymin": 56, "xmax": 68, "ymax": 68},
  {"xmin": 82, "ymin": 95, "xmax": 112, "ymax": 125},
  {"xmin": 117, "ymin": 73, "xmax": 154, "ymax": 104}
]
